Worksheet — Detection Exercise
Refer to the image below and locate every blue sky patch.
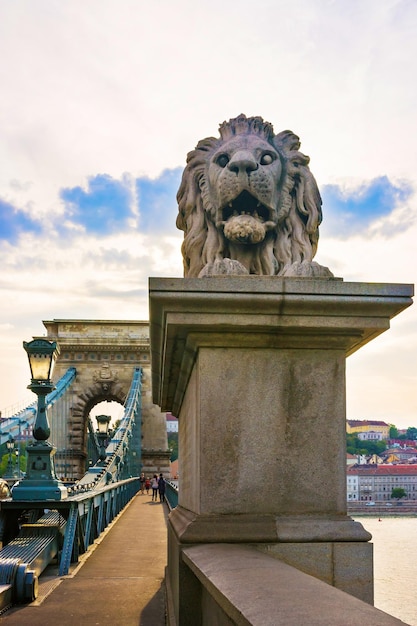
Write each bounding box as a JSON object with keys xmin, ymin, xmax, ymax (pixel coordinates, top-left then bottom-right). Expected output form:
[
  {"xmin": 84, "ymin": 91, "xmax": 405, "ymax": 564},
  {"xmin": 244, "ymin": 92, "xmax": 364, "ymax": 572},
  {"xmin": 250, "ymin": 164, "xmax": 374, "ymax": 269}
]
[
  {"xmin": 0, "ymin": 198, "xmax": 42, "ymax": 243},
  {"xmin": 136, "ymin": 168, "xmax": 182, "ymax": 234},
  {"xmin": 3, "ymin": 173, "xmax": 412, "ymax": 245},
  {"xmin": 320, "ymin": 176, "xmax": 413, "ymax": 238},
  {"xmin": 60, "ymin": 174, "xmax": 134, "ymax": 235}
]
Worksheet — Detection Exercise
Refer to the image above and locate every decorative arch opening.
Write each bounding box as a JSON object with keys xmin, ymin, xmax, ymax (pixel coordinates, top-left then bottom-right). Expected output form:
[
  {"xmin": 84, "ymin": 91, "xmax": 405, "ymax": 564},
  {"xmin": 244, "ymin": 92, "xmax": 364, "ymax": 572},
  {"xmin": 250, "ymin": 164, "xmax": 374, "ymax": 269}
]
[{"xmin": 89, "ymin": 400, "xmax": 125, "ymax": 431}]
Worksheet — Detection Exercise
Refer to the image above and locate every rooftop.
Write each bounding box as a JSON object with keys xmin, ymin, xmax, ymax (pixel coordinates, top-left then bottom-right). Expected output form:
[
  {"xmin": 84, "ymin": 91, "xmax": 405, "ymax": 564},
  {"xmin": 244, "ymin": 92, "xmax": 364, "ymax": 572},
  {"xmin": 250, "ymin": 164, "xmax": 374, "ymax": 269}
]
[{"xmin": 348, "ymin": 464, "xmax": 417, "ymax": 476}]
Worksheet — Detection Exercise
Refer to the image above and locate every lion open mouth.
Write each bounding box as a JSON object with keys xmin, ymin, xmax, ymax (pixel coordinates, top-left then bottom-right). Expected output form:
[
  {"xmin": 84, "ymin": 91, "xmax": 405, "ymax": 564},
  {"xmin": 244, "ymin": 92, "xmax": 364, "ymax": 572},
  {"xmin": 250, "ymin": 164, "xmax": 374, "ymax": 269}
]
[{"xmin": 222, "ymin": 190, "xmax": 271, "ymax": 223}]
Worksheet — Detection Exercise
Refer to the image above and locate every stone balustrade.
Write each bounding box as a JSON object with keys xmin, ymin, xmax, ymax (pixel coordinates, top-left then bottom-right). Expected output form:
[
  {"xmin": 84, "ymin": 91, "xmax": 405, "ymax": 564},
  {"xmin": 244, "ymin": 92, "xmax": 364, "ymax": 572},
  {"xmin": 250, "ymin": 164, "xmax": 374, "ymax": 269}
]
[{"xmin": 177, "ymin": 544, "xmax": 406, "ymax": 626}]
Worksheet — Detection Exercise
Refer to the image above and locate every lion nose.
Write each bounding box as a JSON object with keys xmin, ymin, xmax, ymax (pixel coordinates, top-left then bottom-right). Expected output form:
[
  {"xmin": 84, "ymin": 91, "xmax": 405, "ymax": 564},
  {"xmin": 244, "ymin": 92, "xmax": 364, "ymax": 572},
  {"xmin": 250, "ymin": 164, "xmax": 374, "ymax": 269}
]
[{"xmin": 227, "ymin": 151, "xmax": 258, "ymax": 176}]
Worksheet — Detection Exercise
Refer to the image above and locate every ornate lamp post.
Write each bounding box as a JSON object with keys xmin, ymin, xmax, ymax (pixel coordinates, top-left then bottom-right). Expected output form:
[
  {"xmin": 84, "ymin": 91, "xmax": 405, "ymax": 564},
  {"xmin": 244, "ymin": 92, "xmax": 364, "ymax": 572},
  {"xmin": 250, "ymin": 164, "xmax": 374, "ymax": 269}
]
[
  {"xmin": 15, "ymin": 450, "xmax": 19, "ymax": 478},
  {"xmin": 96, "ymin": 415, "xmax": 111, "ymax": 464},
  {"xmin": 5, "ymin": 436, "xmax": 15, "ymax": 479},
  {"xmin": 7, "ymin": 418, "xmax": 29, "ymax": 479},
  {"xmin": 12, "ymin": 339, "xmax": 68, "ymax": 501}
]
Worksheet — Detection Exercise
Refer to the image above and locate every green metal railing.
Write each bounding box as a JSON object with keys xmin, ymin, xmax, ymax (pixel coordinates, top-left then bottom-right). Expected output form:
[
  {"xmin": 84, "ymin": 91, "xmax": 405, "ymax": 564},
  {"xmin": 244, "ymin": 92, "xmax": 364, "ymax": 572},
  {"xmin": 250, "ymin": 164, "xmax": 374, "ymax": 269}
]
[
  {"xmin": 59, "ymin": 477, "xmax": 140, "ymax": 575},
  {"xmin": 0, "ymin": 366, "xmax": 143, "ymax": 606},
  {"xmin": 165, "ymin": 480, "xmax": 178, "ymax": 510}
]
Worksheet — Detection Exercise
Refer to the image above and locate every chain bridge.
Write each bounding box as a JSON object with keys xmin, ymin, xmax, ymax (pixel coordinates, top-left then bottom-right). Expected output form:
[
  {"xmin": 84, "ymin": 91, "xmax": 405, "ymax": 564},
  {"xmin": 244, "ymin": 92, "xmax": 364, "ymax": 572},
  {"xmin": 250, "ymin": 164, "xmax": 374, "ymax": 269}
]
[
  {"xmin": 3, "ymin": 319, "xmax": 170, "ymax": 481},
  {"xmin": 0, "ymin": 319, "xmax": 173, "ymax": 610}
]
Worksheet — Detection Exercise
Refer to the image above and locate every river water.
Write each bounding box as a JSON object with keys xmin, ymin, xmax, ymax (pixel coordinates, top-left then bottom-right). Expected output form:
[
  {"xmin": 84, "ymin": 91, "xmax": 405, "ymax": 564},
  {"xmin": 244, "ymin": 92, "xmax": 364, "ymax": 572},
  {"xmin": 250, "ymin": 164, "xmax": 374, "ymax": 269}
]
[{"xmin": 355, "ymin": 517, "xmax": 417, "ymax": 625}]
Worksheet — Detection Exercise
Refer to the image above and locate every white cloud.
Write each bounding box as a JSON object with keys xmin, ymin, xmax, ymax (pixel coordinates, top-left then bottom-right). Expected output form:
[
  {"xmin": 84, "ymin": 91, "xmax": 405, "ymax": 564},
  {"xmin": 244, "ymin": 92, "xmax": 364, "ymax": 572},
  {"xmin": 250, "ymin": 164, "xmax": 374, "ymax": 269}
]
[{"xmin": 0, "ymin": 0, "xmax": 416, "ymax": 428}]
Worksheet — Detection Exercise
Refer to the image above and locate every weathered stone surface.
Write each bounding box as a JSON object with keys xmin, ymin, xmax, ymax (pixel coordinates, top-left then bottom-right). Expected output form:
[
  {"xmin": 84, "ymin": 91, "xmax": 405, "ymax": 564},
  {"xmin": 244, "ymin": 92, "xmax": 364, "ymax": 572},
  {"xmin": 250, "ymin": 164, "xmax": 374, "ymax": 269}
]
[
  {"xmin": 149, "ymin": 276, "xmax": 413, "ymax": 618},
  {"xmin": 149, "ymin": 277, "xmax": 413, "ymax": 417},
  {"xmin": 179, "ymin": 346, "xmax": 347, "ymax": 516},
  {"xmin": 168, "ymin": 507, "xmax": 371, "ymax": 544},
  {"xmin": 258, "ymin": 541, "xmax": 374, "ymax": 604},
  {"xmin": 182, "ymin": 544, "xmax": 404, "ymax": 625},
  {"xmin": 176, "ymin": 114, "xmax": 333, "ymax": 278}
]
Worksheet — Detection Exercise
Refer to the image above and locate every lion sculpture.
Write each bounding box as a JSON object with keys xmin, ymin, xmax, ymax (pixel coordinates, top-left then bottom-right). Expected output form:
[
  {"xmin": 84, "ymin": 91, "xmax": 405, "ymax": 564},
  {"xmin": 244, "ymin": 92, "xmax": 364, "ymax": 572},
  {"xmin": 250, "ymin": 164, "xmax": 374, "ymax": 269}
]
[{"xmin": 176, "ymin": 114, "xmax": 333, "ymax": 278}]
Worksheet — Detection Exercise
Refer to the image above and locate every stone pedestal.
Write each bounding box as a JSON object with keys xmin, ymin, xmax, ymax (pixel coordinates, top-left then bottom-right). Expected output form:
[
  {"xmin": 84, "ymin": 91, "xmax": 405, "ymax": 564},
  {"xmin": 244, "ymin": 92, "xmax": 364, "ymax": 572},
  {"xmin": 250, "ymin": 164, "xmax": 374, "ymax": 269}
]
[
  {"xmin": 12, "ymin": 441, "xmax": 68, "ymax": 501},
  {"xmin": 149, "ymin": 276, "xmax": 413, "ymax": 621}
]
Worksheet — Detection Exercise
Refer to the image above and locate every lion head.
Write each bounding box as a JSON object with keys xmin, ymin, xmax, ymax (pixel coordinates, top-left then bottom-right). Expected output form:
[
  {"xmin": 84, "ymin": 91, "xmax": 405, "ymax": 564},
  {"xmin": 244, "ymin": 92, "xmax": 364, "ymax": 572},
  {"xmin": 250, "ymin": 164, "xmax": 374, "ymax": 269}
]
[{"xmin": 176, "ymin": 114, "xmax": 332, "ymax": 278}]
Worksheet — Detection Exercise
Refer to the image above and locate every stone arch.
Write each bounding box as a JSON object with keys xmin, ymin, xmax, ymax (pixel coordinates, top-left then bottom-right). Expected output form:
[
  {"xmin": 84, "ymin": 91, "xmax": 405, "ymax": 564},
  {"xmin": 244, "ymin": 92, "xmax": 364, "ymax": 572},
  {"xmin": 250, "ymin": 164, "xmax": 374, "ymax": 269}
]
[
  {"xmin": 34, "ymin": 319, "xmax": 170, "ymax": 480},
  {"xmin": 70, "ymin": 382, "xmax": 128, "ymax": 474}
]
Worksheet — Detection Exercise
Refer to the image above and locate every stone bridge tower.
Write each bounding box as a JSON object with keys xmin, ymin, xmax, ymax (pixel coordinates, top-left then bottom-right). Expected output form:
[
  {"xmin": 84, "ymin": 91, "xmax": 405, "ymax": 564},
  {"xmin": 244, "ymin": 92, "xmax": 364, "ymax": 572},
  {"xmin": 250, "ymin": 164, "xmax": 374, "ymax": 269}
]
[{"xmin": 39, "ymin": 319, "xmax": 170, "ymax": 479}]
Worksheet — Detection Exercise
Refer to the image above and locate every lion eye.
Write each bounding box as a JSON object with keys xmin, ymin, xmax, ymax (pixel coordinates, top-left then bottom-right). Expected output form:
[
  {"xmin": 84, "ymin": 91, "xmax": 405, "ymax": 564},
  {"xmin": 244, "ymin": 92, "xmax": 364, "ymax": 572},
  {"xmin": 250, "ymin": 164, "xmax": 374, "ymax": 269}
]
[
  {"xmin": 216, "ymin": 154, "xmax": 230, "ymax": 168},
  {"xmin": 260, "ymin": 152, "xmax": 275, "ymax": 165}
]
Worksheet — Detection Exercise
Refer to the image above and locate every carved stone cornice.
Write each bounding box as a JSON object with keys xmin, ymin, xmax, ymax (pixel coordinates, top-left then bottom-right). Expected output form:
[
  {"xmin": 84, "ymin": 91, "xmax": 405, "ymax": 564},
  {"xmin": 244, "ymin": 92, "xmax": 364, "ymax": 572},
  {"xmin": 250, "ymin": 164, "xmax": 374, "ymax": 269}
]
[{"xmin": 57, "ymin": 342, "xmax": 149, "ymax": 353}]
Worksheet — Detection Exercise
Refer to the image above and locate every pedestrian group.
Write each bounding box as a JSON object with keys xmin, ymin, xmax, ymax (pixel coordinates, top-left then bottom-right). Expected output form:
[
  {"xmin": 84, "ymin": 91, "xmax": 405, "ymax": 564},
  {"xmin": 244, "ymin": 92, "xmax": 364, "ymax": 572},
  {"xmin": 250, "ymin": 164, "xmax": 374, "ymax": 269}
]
[{"xmin": 140, "ymin": 471, "xmax": 166, "ymax": 502}]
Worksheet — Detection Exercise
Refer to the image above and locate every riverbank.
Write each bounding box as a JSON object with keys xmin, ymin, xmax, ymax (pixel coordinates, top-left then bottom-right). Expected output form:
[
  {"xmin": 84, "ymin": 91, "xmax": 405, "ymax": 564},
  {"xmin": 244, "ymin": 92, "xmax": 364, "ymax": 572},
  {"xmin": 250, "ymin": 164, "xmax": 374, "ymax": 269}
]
[{"xmin": 348, "ymin": 502, "xmax": 417, "ymax": 516}]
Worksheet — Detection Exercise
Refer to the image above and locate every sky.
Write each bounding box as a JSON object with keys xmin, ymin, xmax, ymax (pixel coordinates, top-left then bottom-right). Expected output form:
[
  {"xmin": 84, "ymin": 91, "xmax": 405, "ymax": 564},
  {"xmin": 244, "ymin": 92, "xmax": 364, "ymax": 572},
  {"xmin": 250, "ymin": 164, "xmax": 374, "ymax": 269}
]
[{"xmin": 0, "ymin": 0, "xmax": 416, "ymax": 429}]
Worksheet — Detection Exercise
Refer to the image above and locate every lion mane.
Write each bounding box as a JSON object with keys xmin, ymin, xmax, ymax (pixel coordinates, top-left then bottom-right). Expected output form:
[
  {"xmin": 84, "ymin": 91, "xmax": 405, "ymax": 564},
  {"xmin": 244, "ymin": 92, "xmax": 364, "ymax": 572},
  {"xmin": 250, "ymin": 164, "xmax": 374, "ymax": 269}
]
[{"xmin": 176, "ymin": 114, "xmax": 332, "ymax": 278}]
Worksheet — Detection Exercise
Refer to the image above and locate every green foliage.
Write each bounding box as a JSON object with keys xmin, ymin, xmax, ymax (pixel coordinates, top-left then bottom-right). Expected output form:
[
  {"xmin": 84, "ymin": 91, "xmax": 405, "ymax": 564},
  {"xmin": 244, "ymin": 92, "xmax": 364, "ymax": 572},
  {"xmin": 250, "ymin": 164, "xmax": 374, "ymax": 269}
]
[
  {"xmin": 168, "ymin": 432, "xmax": 178, "ymax": 462},
  {"xmin": 389, "ymin": 425, "xmax": 399, "ymax": 439},
  {"xmin": 0, "ymin": 443, "xmax": 28, "ymax": 478},
  {"xmin": 391, "ymin": 487, "xmax": 406, "ymax": 500},
  {"xmin": 406, "ymin": 427, "xmax": 417, "ymax": 441},
  {"xmin": 346, "ymin": 433, "xmax": 386, "ymax": 456},
  {"xmin": 0, "ymin": 453, "xmax": 9, "ymax": 477},
  {"xmin": 348, "ymin": 423, "xmax": 417, "ymax": 458}
]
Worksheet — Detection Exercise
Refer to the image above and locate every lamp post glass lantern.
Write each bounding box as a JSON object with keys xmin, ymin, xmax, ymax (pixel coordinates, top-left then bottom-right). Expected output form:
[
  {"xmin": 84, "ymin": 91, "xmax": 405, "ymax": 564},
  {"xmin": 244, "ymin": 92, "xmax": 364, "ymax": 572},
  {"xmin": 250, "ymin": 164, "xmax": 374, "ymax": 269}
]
[
  {"xmin": 25, "ymin": 339, "xmax": 57, "ymax": 382},
  {"xmin": 96, "ymin": 415, "xmax": 111, "ymax": 462},
  {"xmin": 12, "ymin": 339, "xmax": 68, "ymax": 501},
  {"xmin": 24, "ymin": 339, "xmax": 59, "ymax": 441},
  {"xmin": 5, "ymin": 436, "xmax": 15, "ymax": 479}
]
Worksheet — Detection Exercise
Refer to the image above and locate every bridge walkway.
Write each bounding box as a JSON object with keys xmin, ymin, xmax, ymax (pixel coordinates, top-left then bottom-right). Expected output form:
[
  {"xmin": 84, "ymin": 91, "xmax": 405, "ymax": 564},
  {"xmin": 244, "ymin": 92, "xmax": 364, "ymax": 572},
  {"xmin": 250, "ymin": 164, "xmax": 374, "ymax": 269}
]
[{"xmin": 0, "ymin": 492, "xmax": 168, "ymax": 626}]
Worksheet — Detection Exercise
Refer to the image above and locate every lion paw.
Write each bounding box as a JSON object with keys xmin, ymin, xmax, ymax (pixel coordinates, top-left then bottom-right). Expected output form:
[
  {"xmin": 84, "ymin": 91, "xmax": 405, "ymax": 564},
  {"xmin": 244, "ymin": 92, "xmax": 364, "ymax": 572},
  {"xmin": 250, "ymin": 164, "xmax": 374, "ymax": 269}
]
[
  {"xmin": 198, "ymin": 259, "xmax": 249, "ymax": 277},
  {"xmin": 281, "ymin": 260, "xmax": 334, "ymax": 278}
]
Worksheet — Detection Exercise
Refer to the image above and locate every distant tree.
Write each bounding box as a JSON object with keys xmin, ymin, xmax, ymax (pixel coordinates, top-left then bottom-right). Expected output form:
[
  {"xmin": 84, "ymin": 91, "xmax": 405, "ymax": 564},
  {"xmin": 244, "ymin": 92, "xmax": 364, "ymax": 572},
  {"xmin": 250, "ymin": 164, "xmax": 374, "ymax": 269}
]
[
  {"xmin": 346, "ymin": 433, "xmax": 386, "ymax": 457},
  {"xmin": 346, "ymin": 433, "xmax": 368, "ymax": 456},
  {"xmin": 168, "ymin": 432, "xmax": 178, "ymax": 462},
  {"xmin": 0, "ymin": 453, "xmax": 10, "ymax": 477},
  {"xmin": 346, "ymin": 433, "xmax": 360, "ymax": 455},
  {"xmin": 15, "ymin": 446, "xmax": 27, "ymax": 474},
  {"xmin": 363, "ymin": 440, "xmax": 387, "ymax": 456},
  {"xmin": 0, "ymin": 444, "xmax": 28, "ymax": 477},
  {"xmin": 391, "ymin": 487, "xmax": 406, "ymax": 500},
  {"xmin": 389, "ymin": 425, "xmax": 399, "ymax": 439},
  {"xmin": 406, "ymin": 427, "xmax": 417, "ymax": 441}
]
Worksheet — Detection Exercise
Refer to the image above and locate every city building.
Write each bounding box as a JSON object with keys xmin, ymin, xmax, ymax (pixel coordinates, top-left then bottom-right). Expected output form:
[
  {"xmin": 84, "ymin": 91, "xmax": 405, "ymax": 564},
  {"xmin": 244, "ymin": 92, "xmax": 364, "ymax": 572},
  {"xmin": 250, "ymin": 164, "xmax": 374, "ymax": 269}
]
[
  {"xmin": 347, "ymin": 464, "xmax": 417, "ymax": 501},
  {"xmin": 346, "ymin": 453, "xmax": 358, "ymax": 467},
  {"xmin": 346, "ymin": 419, "xmax": 390, "ymax": 440},
  {"xmin": 166, "ymin": 413, "xmax": 178, "ymax": 433},
  {"xmin": 387, "ymin": 439, "xmax": 417, "ymax": 449},
  {"xmin": 346, "ymin": 470, "xmax": 359, "ymax": 501},
  {"xmin": 357, "ymin": 430, "xmax": 384, "ymax": 441},
  {"xmin": 382, "ymin": 447, "xmax": 417, "ymax": 462}
]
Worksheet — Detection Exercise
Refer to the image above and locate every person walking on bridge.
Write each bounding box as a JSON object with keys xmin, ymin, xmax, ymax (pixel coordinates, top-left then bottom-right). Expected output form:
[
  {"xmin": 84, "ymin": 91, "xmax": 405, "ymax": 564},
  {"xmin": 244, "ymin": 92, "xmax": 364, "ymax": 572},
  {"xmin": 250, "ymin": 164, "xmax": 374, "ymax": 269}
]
[
  {"xmin": 151, "ymin": 474, "xmax": 159, "ymax": 501},
  {"xmin": 158, "ymin": 473, "xmax": 166, "ymax": 503}
]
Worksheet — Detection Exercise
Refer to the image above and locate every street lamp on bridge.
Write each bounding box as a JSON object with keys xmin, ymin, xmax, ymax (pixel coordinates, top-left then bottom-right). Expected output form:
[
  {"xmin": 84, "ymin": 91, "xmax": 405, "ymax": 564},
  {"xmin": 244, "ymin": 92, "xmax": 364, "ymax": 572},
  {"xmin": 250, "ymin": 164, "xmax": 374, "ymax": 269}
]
[
  {"xmin": 12, "ymin": 339, "xmax": 68, "ymax": 501},
  {"xmin": 96, "ymin": 414, "xmax": 112, "ymax": 464},
  {"xmin": 14, "ymin": 419, "xmax": 28, "ymax": 479},
  {"xmin": 4, "ymin": 435, "xmax": 15, "ymax": 479},
  {"xmin": 5, "ymin": 418, "xmax": 30, "ymax": 480}
]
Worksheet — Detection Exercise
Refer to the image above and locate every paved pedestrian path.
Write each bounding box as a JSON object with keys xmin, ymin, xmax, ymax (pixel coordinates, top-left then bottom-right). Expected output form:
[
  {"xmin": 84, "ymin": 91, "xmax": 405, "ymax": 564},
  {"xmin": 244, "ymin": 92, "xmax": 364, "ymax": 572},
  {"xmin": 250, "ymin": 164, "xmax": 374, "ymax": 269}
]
[{"xmin": 0, "ymin": 492, "xmax": 168, "ymax": 626}]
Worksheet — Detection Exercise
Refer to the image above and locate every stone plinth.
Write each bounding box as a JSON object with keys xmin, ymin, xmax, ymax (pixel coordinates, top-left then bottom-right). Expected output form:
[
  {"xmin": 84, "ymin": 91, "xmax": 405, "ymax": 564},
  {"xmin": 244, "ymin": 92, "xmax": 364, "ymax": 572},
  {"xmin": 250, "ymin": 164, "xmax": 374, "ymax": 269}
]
[{"xmin": 149, "ymin": 276, "xmax": 413, "ymax": 617}]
